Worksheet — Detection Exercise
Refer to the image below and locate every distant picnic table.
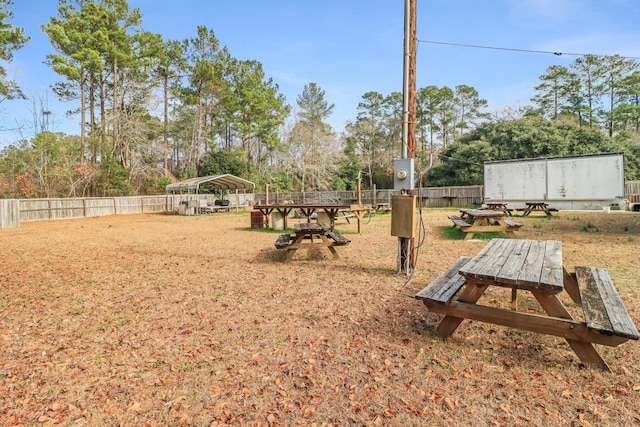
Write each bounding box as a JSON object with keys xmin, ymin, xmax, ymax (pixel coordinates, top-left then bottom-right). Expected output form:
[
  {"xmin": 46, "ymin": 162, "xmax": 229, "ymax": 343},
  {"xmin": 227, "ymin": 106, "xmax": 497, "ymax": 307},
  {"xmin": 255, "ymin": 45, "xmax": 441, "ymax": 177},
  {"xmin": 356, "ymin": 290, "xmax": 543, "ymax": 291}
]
[
  {"xmin": 481, "ymin": 202, "xmax": 513, "ymax": 216},
  {"xmin": 518, "ymin": 202, "xmax": 557, "ymax": 217},
  {"xmin": 252, "ymin": 203, "xmax": 371, "ymax": 232},
  {"xmin": 274, "ymin": 222, "xmax": 351, "ymax": 262},
  {"xmin": 448, "ymin": 209, "xmax": 523, "ymax": 240}
]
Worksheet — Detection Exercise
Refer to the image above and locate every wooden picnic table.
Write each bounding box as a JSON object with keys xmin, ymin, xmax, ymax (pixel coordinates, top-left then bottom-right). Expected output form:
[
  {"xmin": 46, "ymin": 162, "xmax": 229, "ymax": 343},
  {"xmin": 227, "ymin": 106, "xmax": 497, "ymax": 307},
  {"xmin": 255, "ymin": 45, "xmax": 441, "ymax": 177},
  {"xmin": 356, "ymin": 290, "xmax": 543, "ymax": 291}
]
[
  {"xmin": 274, "ymin": 222, "xmax": 351, "ymax": 262},
  {"xmin": 481, "ymin": 202, "xmax": 513, "ymax": 216},
  {"xmin": 448, "ymin": 209, "xmax": 522, "ymax": 240},
  {"xmin": 519, "ymin": 202, "xmax": 556, "ymax": 217},
  {"xmin": 252, "ymin": 203, "xmax": 371, "ymax": 233},
  {"xmin": 415, "ymin": 238, "xmax": 639, "ymax": 370}
]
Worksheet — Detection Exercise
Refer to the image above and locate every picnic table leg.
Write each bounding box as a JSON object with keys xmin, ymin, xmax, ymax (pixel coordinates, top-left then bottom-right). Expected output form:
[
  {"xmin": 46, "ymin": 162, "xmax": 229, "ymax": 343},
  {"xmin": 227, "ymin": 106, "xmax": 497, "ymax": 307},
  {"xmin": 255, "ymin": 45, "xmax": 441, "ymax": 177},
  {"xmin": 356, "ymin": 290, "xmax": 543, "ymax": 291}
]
[
  {"xmin": 319, "ymin": 234, "xmax": 339, "ymax": 259},
  {"xmin": 462, "ymin": 218, "xmax": 483, "ymax": 240},
  {"xmin": 284, "ymin": 234, "xmax": 305, "ymax": 262},
  {"xmin": 511, "ymin": 289, "xmax": 518, "ymax": 311},
  {"xmin": 352, "ymin": 211, "xmax": 365, "ymax": 234},
  {"xmin": 562, "ymin": 267, "xmax": 582, "ymax": 305},
  {"xmin": 533, "ymin": 292, "xmax": 610, "ymax": 371},
  {"xmin": 433, "ymin": 282, "xmax": 489, "ymax": 337},
  {"xmin": 324, "ymin": 208, "xmax": 340, "ymax": 231}
]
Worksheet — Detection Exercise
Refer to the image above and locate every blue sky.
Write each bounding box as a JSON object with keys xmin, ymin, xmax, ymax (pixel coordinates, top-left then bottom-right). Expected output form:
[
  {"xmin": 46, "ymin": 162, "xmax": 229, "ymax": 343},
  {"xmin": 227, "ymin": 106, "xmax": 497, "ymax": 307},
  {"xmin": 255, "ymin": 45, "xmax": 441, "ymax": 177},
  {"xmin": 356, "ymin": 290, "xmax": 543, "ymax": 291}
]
[{"xmin": 2, "ymin": 0, "xmax": 640, "ymax": 147}]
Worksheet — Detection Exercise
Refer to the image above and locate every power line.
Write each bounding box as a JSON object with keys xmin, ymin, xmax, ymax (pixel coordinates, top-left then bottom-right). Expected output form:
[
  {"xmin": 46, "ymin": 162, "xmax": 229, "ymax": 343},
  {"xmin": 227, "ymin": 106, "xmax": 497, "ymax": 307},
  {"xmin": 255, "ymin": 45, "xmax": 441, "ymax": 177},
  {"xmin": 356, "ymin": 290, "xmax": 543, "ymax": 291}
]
[{"xmin": 418, "ymin": 39, "xmax": 640, "ymax": 61}]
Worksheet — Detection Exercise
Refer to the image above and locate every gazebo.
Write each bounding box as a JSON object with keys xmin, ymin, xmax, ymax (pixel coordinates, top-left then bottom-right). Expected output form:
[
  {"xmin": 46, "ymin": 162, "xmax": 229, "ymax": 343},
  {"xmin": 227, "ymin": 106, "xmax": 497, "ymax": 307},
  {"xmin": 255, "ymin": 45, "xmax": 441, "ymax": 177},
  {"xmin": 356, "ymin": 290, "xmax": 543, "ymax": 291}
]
[{"xmin": 165, "ymin": 174, "xmax": 255, "ymax": 214}]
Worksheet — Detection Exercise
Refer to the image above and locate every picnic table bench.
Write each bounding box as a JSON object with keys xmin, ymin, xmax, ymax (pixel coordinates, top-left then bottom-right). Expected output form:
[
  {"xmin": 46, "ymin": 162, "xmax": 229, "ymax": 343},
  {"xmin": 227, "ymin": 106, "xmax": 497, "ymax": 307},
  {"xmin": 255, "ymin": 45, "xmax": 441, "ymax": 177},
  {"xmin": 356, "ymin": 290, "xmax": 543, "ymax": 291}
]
[
  {"xmin": 274, "ymin": 223, "xmax": 351, "ymax": 262},
  {"xmin": 449, "ymin": 209, "xmax": 522, "ymax": 240},
  {"xmin": 415, "ymin": 239, "xmax": 638, "ymax": 371},
  {"xmin": 374, "ymin": 203, "xmax": 391, "ymax": 212},
  {"xmin": 447, "ymin": 214, "xmax": 471, "ymax": 228}
]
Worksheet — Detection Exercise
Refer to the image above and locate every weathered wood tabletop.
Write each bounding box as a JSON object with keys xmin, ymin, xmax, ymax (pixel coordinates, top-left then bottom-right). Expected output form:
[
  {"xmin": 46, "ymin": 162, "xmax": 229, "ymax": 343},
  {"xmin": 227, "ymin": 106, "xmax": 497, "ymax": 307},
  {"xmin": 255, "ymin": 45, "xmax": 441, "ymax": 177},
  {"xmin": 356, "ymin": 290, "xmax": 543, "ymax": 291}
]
[{"xmin": 459, "ymin": 238, "xmax": 563, "ymax": 294}]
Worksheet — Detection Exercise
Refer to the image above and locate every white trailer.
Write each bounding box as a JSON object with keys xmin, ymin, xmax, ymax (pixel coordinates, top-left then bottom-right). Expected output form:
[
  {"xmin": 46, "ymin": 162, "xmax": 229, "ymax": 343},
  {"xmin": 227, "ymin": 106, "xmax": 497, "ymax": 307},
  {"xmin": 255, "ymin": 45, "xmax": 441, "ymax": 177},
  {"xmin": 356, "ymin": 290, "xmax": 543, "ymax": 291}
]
[{"xmin": 484, "ymin": 153, "xmax": 626, "ymax": 210}]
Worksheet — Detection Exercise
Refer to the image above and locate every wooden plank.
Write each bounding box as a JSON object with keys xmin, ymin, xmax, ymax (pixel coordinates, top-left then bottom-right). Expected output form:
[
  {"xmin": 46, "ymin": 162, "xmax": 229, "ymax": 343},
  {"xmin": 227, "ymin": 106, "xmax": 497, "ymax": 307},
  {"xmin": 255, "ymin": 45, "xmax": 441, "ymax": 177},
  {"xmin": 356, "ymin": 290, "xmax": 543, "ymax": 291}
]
[
  {"xmin": 519, "ymin": 240, "xmax": 547, "ymax": 286},
  {"xmin": 540, "ymin": 240, "xmax": 564, "ymax": 292},
  {"xmin": 533, "ymin": 292, "xmax": 611, "ymax": 371},
  {"xmin": 576, "ymin": 267, "xmax": 640, "ymax": 340},
  {"xmin": 415, "ymin": 257, "xmax": 472, "ymax": 303},
  {"xmin": 563, "ymin": 268, "xmax": 582, "ymax": 305},
  {"xmin": 447, "ymin": 214, "xmax": 471, "ymax": 227},
  {"xmin": 425, "ymin": 299, "xmax": 627, "ymax": 347},
  {"xmin": 499, "ymin": 239, "xmax": 531, "ymax": 286},
  {"xmin": 432, "ymin": 282, "xmax": 489, "ymax": 337},
  {"xmin": 461, "ymin": 238, "xmax": 512, "ymax": 281},
  {"xmin": 327, "ymin": 231, "xmax": 351, "ymax": 245},
  {"xmin": 461, "ymin": 225, "xmax": 511, "ymax": 232},
  {"xmin": 461, "ymin": 239, "xmax": 563, "ymax": 294},
  {"xmin": 275, "ymin": 234, "xmax": 292, "ymax": 249}
]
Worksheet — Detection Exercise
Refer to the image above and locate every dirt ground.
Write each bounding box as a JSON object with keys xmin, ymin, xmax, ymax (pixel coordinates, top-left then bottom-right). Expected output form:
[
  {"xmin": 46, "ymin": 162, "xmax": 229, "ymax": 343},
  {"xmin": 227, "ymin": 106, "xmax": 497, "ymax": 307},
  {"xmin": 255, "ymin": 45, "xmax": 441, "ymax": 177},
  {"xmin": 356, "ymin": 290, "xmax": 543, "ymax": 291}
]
[{"xmin": 1, "ymin": 208, "xmax": 639, "ymax": 426}]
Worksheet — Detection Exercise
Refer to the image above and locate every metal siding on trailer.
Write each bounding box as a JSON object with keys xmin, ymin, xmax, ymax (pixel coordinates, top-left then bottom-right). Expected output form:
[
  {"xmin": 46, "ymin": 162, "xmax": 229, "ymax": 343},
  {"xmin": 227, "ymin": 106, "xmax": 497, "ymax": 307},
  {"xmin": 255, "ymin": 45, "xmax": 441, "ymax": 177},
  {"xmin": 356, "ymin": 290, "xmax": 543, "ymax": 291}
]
[
  {"xmin": 484, "ymin": 160, "xmax": 546, "ymax": 201},
  {"xmin": 546, "ymin": 153, "xmax": 625, "ymax": 200},
  {"xmin": 484, "ymin": 153, "xmax": 625, "ymax": 207}
]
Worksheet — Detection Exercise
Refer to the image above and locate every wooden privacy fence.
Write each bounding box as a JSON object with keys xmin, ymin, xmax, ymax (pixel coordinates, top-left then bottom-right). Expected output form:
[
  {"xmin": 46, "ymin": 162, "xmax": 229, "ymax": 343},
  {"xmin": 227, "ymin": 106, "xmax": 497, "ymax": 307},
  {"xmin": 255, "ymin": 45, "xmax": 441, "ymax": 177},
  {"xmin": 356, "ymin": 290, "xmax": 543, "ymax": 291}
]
[
  {"xmin": 18, "ymin": 196, "xmax": 170, "ymax": 223},
  {"xmin": 0, "ymin": 193, "xmax": 253, "ymax": 229},
  {"xmin": 627, "ymin": 181, "xmax": 640, "ymax": 203},
  {"xmin": 253, "ymin": 185, "xmax": 485, "ymax": 208},
  {"xmin": 0, "ymin": 199, "xmax": 20, "ymax": 229},
  {"xmin": 1, "ymin": 181, "xmax": 639, "ymax": 229}
]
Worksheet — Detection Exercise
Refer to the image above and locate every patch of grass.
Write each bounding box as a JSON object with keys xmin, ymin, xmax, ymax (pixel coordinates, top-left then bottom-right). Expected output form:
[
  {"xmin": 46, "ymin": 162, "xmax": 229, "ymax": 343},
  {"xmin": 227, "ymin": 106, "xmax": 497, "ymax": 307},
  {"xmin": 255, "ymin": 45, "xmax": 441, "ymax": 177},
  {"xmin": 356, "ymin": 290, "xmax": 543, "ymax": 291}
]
[
  {"xmin": 581, "ymin": 222, "xmax": 599, "ymax": 232},
  {"xmin": 439, "ymin": 226, "xmax": 513, "ymax": 241}
]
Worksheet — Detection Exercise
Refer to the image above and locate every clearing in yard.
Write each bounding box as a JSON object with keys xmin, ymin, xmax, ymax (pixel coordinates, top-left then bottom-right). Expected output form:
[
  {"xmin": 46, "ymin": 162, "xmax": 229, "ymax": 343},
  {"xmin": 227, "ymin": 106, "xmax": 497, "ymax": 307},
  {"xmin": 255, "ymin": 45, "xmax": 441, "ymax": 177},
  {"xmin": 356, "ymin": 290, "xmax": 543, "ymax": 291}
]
[{"xmin": 1, "ymin": 209, "xmax": 639, "ymax": 425}]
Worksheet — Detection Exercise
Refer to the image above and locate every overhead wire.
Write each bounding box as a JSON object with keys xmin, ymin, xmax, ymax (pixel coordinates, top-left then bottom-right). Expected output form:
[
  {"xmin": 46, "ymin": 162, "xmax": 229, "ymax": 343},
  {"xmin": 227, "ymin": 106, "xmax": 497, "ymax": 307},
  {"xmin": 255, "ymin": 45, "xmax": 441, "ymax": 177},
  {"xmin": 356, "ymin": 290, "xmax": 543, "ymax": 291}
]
[{"xmin": 417, "ymin": 39, "xmax": 640, "ymax": 60}]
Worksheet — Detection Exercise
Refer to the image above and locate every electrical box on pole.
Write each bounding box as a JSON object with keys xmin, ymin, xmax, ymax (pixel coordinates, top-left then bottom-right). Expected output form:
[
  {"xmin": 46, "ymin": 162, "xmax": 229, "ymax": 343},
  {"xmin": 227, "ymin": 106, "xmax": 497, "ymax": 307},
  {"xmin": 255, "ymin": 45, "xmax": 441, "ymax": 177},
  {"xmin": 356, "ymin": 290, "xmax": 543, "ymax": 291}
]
[
  {"xmin": 393, "ymin": 158, "xmax": 415, "ymax": 191},
  {"xmin": 390, "ymin": 194, "xmax": 416, "ymax": 238}
]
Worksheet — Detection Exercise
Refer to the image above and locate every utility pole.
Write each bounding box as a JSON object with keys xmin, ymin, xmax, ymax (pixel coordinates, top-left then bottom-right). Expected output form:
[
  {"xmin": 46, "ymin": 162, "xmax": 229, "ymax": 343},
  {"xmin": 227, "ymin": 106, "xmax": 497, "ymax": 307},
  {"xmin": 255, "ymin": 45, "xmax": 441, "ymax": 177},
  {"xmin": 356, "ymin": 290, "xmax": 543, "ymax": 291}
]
[
  {"xmin": 407, "ymin": 0, "xmax": 417, "ymax": 160},
  {"xmin": 396, "ymin": 0, "xmax": 417, "ymax": 274}
]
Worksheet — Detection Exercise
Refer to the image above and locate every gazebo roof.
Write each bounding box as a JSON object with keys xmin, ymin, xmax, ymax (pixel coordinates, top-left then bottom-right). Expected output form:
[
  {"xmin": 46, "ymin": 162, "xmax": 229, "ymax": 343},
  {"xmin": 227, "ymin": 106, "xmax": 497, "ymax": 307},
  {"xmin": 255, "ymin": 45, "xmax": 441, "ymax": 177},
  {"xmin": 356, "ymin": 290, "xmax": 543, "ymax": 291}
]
[{"xmin": 165, "ymin": 174, "xmax": 255, "ymax": 193}]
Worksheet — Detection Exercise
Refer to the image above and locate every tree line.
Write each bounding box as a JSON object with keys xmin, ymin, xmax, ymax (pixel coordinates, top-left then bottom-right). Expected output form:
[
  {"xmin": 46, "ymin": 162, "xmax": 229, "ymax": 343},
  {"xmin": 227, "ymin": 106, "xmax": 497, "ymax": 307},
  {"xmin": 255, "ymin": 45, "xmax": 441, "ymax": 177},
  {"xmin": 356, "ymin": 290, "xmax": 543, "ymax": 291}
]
[{"xmin": 0, "ymin": 0, "xmax": 639, "ymax": 199}]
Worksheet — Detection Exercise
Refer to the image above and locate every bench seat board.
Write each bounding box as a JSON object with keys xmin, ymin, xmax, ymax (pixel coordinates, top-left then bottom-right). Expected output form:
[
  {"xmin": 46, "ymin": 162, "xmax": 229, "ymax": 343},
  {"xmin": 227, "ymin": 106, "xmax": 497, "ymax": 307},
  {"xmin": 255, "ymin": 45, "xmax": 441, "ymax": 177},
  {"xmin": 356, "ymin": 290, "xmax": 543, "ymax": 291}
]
[
  {"xmin": 326, "ymin": 231, "xmax": 351, "ymax": 245},
  {"xmin": 447, "ymin": 215, "xmax": 471, "ymax": 228},
  {"xmin": 275, "ymin": 234, "xmax": 292, "ymax": 249},
  {"xmin": 575, "ymin": 266, "xmax": 640, "ymax": 340},
  {"xmin": 503, "ymin": 219, "xmax": 523, "ymax": 227},
  {"xmin": 416, "ymin": 256, "xmax": 472, "ymax": 303}
]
